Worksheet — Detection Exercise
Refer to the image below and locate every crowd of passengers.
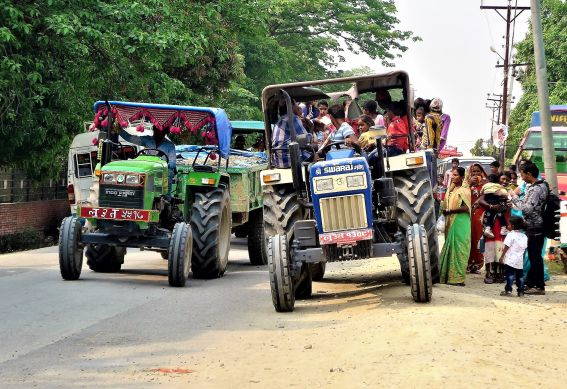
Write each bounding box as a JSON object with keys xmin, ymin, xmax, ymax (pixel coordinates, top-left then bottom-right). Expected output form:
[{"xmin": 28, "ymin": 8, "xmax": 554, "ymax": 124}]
[{"xmin": 270, "ymin": 91, "xmax": 451, "ymax": 168}]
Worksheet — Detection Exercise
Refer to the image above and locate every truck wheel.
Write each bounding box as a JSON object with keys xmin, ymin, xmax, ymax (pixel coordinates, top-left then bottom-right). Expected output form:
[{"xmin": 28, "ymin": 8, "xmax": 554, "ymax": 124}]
[
  {"xmin": 263, "ymin": 186, "xmax": 303, "ymax": 243},
  {"xmin": 247, "ymin": 209, "xmax": 267, "ymax": 265},
  {"xmin": 233, "ymin": 223, "xmax": 249, "ymax": 238},
  {"xmin": 86, "ymin": 245, "xmax": 125, "ymax": 273},
  {"xmin": 393, "ymin": 167, "xmax": 439, "ymax": 283},
  {"xmin": 268, "ymin": 234, "xmax": 295, "ymax": 312},
  {"xmin": 407, "ymin": 224, "xmax": 432, "ymax": 303},
  {"xmin": 160, "ymin": 251, "xmax": 169, "ymax": 260},
  {"xmin": 59, "ymin": 216, "xmax": 84, "ymax": 280},
  {"xmin": 168, "ymin": 222, "xmax": 192, "ymax": 287},
  {"xmin": 310, "ymin": 262, "xmax": 326, "ymax": 281},
  {"xmin": 191, "ymin": 188, "xmax": 231, "ymax": 279}
]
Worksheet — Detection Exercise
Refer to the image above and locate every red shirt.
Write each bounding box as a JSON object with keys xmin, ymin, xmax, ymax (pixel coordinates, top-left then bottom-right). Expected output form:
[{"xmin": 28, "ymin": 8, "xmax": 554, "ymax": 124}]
[{"xmin": 386, "ymin": 115, "xmax": 409, "ymax": 151}]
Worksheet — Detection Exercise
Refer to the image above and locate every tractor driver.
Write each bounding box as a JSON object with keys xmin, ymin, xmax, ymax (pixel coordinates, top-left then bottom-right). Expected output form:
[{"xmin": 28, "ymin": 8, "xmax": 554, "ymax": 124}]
[
  {"xmin": 271, "ymin": 102, "xmax": 312, "ymax": 168},
  {"xmin": 119, "ymin": 125, "xmax": 177, "ymax": 189}
]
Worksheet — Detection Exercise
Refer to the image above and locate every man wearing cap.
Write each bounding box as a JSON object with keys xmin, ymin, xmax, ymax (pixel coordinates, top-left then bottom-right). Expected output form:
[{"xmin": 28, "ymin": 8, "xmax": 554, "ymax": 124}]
[{"xmin": 421, "ymin": 97, "xmax": 444, "ymax": 155}]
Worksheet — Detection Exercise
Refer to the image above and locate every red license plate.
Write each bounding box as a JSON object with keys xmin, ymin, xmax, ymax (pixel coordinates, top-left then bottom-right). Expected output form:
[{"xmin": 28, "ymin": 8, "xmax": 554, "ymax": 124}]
[
  {"xmin": 79, "ymin": 207, "xmax": 151, "ymax": 222},
  {"xmin": 319, "ymin": 229, "xmax": 373, "ymax": 245}
]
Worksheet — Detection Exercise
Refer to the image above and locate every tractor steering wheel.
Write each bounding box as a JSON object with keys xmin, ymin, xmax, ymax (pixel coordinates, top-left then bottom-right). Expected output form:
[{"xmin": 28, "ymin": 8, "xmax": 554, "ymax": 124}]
[
  {"xmin": 318, "ymin": 139, "xmax": 361, "ymax": 158},
  {"xmin": 136, "ymin": 148, "xmax": 169, "ymax": 163}
]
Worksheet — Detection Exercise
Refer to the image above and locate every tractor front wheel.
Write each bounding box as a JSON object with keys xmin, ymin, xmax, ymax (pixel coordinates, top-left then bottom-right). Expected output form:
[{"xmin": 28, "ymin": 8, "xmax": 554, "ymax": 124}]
[
  {"xmin": 407, "ymin": 224, "xmax": 432, "ymax": 303},
  {"xmin": 168, "ymin": 222, "xmax": 192, "ymax": 287},
  {"xmin": 268, "ymin": 234, "xmax": 295, "ymax": 312},
  {"xmin": 86, "ymin": 245, "xmax": 125, "ymax": 273},
  {"xmin": 247, "ymin": 209, "xmax": 267, "ymax": 265},
  {"xmin": 59, "ymin": 216, "xmax": 84, "ymax": 280}
]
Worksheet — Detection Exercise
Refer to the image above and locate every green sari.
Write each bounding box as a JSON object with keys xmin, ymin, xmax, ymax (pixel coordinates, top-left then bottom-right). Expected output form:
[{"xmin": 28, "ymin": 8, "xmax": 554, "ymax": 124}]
[{"xmin": 439, "ymin": 185, "xmax": 471, "ymax": 284}]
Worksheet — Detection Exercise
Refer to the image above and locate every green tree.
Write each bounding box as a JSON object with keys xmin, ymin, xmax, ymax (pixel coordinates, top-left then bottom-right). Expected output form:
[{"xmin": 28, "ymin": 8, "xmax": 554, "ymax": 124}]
[
  {"xmin": 507, "ymin": 0, "xmax": 567, "ymax": 158},
  {"xmin": 0, "ymin": 0, "xmax": 414, "ymax": 178},
  {"xmin": 470, "ymin": 138, "xmax": 497, "ymax": 157}
]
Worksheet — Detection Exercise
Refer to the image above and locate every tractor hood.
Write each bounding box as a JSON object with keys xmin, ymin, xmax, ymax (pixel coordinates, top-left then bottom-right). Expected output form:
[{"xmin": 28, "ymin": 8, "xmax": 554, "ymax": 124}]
[{"xmin": 101, "ymin": 156, "xmax": 167, "ymax": 174}]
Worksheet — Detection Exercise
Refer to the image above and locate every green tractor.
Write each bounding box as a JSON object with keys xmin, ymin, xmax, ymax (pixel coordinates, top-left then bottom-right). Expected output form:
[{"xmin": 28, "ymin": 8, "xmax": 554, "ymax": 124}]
[{"xmin": 59, "ymin": 101, "xmax": 237, "ymax": 286}]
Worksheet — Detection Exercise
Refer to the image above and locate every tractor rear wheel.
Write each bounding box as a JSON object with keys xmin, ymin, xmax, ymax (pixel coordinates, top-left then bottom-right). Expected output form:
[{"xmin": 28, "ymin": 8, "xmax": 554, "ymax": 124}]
[
  {"xmin": 393, "ymin": 167, "xmax": 439, "ymax": 283},
  {"xmin": 247, "ymin": 209, "xmax": 267, "ymax": 265},
  {"xmin": 263, "ymin": 185, "xmax": 303, "ymax": 244},
  {"xmin": 233, "ymin": 223, "xmax": 249, "ymax": 238},
  {"xmin": 86, "ymin": 245, "xmax": 125, "ymax": 273},
  {"xmin": 268, "ymin": 234, "xmax": 295, "ymax": 312},
  {"xmin": 407, "ymin": 224, "xmax": 432, "ymax": 303},
  {"xmin": 168, "ymin": 222, "xmax": 192, "ymax": 287},
  {"xmin": 191, "ymin": 188, "xmax": 231, "ymax": 279},
  {"xmin": 59, "ymin": 216, "xmax": 84, "ymax": 281}
]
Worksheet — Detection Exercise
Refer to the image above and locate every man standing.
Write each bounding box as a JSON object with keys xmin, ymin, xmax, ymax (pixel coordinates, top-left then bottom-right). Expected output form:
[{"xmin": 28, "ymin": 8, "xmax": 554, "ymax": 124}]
[
  {"xmin": 510, "ymin": 162, "xmax": 548, "ymax": 295},
  {"xmin": 421, "ymin": 98, "xmax": 443, "ymax": 155}
]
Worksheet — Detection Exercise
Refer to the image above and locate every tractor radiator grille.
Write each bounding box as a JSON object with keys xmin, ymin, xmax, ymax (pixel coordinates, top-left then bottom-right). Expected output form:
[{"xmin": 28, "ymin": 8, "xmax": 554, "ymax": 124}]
[
  {"xmin": 319, "ymin": 194, "xmax": 367, "ymax": 232},
  {"xmin": 99, "ymin": 185, "xmax": 144, "ymax": 209}
]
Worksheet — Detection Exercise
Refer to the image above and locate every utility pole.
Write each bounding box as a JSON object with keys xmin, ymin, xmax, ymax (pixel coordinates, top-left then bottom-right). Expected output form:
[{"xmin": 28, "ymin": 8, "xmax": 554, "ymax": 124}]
[
  {"xmin": 481, "ymin": 1, "xmax": 530, "ymax": 164},
  {"xmin": 529, "ymin": 0, "xmax": 558, "ymax": 193}
]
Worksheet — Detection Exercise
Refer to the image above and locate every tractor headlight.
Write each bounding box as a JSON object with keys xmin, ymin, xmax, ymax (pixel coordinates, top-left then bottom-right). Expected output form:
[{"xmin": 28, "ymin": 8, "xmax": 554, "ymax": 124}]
[
  {"xmin": 315, "ymin": 178, "xmax": 334, "ymax": 192},
  {"xmin": 116, "ymin": 174, "xmax": 125, "ymax": 184},
  {"xmin": 346, "ymin": 175, "xmax": 365, "ymax": 188},
  {"xmin": 125, "ymin": 174, "xmax": 140, "ymax": 185},
  {"xmin": 103, "ymin": 173, "xmax": 115, "ymax": 184}
]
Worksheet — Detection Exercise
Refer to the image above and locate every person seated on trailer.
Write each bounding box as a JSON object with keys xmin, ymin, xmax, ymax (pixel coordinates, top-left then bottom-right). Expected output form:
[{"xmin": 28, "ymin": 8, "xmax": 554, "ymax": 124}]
[
  {"xmin": 383, "ymin": 102, "xmax": 410, "ymax": 157},
  {"xmin": 119, "ymin": 124, "xmax": 176, "ymax": 187},
  {"xmin": 271, "ymin": 102, "xmax": 311, "ymax": 168},
  {"xmin": 363, "ymin": 100, "xmax": 386, "ymax": 127}
]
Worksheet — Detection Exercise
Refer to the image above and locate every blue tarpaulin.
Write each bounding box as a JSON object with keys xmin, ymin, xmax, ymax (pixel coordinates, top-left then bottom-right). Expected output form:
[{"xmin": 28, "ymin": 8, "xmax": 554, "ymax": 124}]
[{"xmin": 93, "ymin": 101, "xmax": 233, "ymax": 159}]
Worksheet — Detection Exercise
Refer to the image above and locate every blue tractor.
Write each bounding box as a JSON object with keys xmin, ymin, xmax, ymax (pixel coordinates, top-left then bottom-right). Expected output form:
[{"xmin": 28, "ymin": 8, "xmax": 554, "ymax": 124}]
[{"xmin": 260, "ymin": 72, "xmax": 439, "ymax": 311}]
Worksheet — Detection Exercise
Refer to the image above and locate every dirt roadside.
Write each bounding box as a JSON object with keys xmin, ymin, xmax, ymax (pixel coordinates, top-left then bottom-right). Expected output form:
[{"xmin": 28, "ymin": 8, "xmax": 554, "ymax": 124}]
[{"xmin": 131, "ymin": 256, "xmax": 567, "ymax": 388}]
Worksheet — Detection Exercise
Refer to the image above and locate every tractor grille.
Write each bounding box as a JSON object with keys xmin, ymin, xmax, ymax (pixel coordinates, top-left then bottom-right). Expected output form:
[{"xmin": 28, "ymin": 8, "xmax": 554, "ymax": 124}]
[
  {"xmin": 319, "ymin": 194, "xmax": 367, "ymax": 232},
  {"xmin": 99, "ymin": 185, "xmax": 144, "ymax": 209}
]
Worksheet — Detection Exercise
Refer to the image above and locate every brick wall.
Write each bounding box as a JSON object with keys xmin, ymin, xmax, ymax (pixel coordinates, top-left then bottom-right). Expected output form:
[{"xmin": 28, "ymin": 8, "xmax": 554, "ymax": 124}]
[{"xmin": 0, "ymin": 199, "xmax": 70, "ymax": 236}]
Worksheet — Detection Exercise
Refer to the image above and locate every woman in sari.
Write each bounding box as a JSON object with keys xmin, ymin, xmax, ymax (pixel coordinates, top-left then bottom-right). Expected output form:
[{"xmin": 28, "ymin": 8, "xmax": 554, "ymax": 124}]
[
  {"xmin": 439, "ymin": 167, "xmax": 471, "ymax": 285},
  {"xmin": 467, "ymin": 163, "xmax": 488, "ymax": 274}
]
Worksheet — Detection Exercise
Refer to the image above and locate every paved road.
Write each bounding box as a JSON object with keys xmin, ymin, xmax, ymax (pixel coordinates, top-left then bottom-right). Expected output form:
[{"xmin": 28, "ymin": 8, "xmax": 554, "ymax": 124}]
[{"xmin": 1, "ymin": 238, "xmax": 566, "ymax": 388}]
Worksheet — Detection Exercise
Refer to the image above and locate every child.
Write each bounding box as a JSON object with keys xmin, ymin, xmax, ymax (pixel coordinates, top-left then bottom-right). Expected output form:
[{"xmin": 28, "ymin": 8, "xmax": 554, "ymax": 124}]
[
  {"xmin": 480, "ymin": 174, "xmax": 509, "ymax": 238},
  {"xmin": 433, "ymin": 174, "xmax": 446, "ymax": 217},
  {"xmin": 499, "ymin": 216, "xmax": 528, "ymax": 296},
  {"xmin": 357, "ymin": 115, "xmax": 381, "ymax": 151}
]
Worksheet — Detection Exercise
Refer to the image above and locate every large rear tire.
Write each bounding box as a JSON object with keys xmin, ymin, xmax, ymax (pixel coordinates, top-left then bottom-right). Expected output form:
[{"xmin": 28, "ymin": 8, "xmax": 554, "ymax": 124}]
[
  {"xmin": 247, "ymin": 209, "xmax": 267, "ymax": 265},
  {"xmin": 233, "ymin": 223, "xmax": 249, "ymax": 238},
  {"xmin": 59, "ymin": 216, "xmax": 84, "ymax": 281},
  {"xmin": 86, "ymin": 245, "xmax": 125, "ymax": 273},
  {"xmin": 191, "ymin": 188, "xmax": 231, "ymax": 279},
  {"xmin": 168, "ymin": 222, "xmax": 192, "ymax": 287},
  {"xmin": 407, "ymin": 224, "xmax": 432, "ymax": 303},
  {"xmin": 393, "ymin": 167, "xmax": 439, "ymax": 283},
  {"xmin": 268, "ymin": 234, "xmax": 295, "ymax": 312},
  {"xmin": 263, "ymin": 186, "xmax": 303, "ymax": 243}
]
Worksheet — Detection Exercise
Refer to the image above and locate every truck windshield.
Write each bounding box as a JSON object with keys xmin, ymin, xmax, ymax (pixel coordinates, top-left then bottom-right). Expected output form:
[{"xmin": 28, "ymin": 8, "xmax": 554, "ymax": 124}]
[{"xmin": 521, "ymin": 130, "xmax": 567, "ymax": 174}]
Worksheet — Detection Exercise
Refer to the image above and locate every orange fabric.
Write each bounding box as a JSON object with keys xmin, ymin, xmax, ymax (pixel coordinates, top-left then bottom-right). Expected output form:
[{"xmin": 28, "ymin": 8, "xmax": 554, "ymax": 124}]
[{"xmin": 386, "ymin": 115, "xmax": 409, "ymax": 151}]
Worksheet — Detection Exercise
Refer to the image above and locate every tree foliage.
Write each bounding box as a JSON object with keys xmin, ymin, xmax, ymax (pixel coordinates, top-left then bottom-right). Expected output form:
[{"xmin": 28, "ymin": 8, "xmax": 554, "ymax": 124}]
[
  {"xmin": 470, "ymin": 138, "xmax": 497, "ymax": 157},
  {"xmin": 507, "ymin": 0, "xmax": 567, "ymax": 158},
  {"xmin": 0, "ymin": 0, "xmax": 414, "ymax": 178}
]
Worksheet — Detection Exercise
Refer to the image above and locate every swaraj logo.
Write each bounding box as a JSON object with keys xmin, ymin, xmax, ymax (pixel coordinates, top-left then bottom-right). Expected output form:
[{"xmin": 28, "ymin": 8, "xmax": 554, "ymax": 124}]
[{"xmin": 323, "ymin": 164, "xmax": 363, "ymax": 174}]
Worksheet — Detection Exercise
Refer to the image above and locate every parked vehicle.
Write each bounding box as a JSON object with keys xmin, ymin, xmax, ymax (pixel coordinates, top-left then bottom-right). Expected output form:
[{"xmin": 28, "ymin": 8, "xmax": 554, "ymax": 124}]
[
  {"xmin": 512, "ymin": 105, "xmax": 567, "ymax": 200},
  {"xmin": 437, "ymin": 156, "xmax": 495, "ymax": 178},
  {"xmin": 260, "ymin": 72, "xmax": 439, "ymax": 312},
  {"xmin": 60, "ymin": 101, "xmax": 266, "ymax": 287}
]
